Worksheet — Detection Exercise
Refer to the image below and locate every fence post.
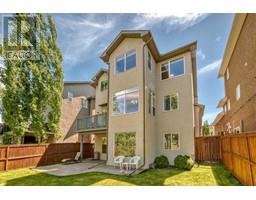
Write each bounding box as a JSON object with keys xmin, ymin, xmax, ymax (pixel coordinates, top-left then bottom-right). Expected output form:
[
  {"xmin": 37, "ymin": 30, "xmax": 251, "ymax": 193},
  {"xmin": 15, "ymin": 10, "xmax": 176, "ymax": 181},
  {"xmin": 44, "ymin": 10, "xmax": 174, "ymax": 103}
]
[
  {"xmin": 80, "ymin": 135, "xmax": 84, "ymax": 161},
  {"xmin": 219, "ymin": 136, "xmax": 222, "ymax": 162},
  {"xmin": 5, "ymin": 146, "xmax": 9, "ymax": 171},
  {"xmin": 245, "ymin": 134, "xmax": 254, "ymax": 185}
]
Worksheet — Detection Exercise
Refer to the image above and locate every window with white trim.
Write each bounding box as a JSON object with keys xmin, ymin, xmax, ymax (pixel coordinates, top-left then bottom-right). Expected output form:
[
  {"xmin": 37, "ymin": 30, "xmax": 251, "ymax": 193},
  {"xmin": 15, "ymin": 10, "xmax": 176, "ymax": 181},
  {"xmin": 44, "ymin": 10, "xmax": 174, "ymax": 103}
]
[
  {"xmin": 112, "ymin": 88, "xmax": 139, "ymax": 115},
  {"xmin": 115, "ymin": 50, "xmax": 136, "ymax": 73},
  {"xmin": 152, "ymin": 92, "xmax": 156, "ymax": 116},
  {"xmin": 100, "ymin": 80, "xmax": 108, "ymax": 92},
  {"xmin": 226, "ymin": 68, "xmax": 230, "ymax": 80},
  {"xmin": 227, "ymin": 98, "xmax": 231, "ymax": 111},
  {"xmin": 236, "ymin": 84, "xmax": 240, "ymax": 100},
  {"xmin": 164, "ymin": 133, "xmax": 179, "ymax": 150},
  {"xmin": 161, "ymin": 63, "xmax": 169, "ymax": 80},
  {"xmin": 163, "ymin": 94, "xmax": 178, "ymax": 111},
  {"xmin": 148, "ymin": 89, "xmax": 156, "ymax": 116},
  {"xmin": 161, "ymin": 58, "xmax": 185, "ymax": 80},
  {"xmin": 223, "ymin": 104, "xmax": 227, "ymax": 113}
]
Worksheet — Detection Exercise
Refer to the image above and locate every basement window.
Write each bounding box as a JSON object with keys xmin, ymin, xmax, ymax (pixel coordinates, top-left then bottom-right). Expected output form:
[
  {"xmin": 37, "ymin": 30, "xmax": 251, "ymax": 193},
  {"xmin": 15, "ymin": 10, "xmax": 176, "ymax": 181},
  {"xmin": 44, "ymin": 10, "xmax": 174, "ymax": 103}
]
[{"xmin": 164, "ymin": 133, "xmax": 180, "ymax": 150}]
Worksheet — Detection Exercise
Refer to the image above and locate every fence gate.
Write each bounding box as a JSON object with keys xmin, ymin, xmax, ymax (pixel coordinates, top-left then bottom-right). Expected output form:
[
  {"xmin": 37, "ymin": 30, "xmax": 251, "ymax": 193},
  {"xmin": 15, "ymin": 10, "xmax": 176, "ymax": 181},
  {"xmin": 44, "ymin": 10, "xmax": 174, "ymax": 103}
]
[{"xmin": 195, "ymin": 136, "xmax": 221, "ymax": 162}]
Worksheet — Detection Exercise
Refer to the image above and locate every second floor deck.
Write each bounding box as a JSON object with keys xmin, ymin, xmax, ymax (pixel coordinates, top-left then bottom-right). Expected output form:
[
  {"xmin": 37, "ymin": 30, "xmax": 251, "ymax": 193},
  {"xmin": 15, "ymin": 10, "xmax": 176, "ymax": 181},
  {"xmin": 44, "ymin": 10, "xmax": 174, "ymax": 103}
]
[{"xmin": 77, "ymin": 113, "xmax": 107, "ymax": 132}]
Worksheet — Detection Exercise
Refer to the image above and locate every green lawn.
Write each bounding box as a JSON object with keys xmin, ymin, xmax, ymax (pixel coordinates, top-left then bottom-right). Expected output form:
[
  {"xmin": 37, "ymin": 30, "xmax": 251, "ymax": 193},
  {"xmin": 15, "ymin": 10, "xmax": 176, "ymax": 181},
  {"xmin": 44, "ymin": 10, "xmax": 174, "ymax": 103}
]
[{"xmin": 0, "ymin": 163, "xmax": 240, "ymax": 186}]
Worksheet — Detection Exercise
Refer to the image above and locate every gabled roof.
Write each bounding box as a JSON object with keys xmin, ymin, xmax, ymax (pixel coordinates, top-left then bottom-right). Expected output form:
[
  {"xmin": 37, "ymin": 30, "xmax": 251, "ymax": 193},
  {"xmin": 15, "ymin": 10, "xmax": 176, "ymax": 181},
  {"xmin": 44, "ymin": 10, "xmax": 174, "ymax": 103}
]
[
  {"xmin": 217, "ymin": 96, "xmax": 227, "ymax": 108},
  {"xmin": 100, "ymin": 30, "xmax": 197, "ymax": 63},
  {"xmin": 64, "ymin": 81, "xmax": 90, "ymax": 85},
  {"xmin": 218, "ymin": 14, "xmax": 247, "ymax": 78},
  {"xmin": 90, "ymin": 68, "xmax": 108, "ymax": 87}
]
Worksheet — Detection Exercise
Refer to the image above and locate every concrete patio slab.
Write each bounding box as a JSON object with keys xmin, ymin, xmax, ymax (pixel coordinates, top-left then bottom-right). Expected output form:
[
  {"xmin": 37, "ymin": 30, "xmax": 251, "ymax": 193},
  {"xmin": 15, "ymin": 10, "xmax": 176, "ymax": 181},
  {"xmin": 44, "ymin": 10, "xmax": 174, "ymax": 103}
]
[{"xmin": 36, "ymin": 160, "xmax": 136, "ymax": 176}]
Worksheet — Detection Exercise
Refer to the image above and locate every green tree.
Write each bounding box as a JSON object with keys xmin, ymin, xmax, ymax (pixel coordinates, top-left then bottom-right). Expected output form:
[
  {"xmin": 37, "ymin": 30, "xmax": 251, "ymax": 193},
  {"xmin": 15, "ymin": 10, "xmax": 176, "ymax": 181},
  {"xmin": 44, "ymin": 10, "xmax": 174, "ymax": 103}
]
[
  {"xmin": 0, "ymin": 14, "xmax": 63, "ymax": 143},
  {"xmin": 203, "ymin": 120, "xmax": 210, "ymax": 136},
  {"xmin": 0, "ymin": 14, "xmax": 32, "ymax": 143}
]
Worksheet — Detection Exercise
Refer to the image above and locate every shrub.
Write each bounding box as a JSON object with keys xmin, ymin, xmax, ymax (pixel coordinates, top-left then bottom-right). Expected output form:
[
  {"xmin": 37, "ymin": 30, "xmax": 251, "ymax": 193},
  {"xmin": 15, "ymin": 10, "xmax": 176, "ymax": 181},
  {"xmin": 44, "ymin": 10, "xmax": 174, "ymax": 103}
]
[
  {"xmin": 174, "ymin": 155, "xmax": 194, "ymax": 170},
  {"xmin": 154, "ymin": 155, "xmax": 169, "ymax": 168}
]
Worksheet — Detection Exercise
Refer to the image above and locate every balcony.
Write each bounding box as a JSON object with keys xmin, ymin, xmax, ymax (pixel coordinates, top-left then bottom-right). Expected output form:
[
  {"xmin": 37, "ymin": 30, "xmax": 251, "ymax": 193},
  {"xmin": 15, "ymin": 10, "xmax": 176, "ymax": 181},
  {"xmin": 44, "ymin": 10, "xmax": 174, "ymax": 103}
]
[{"xmin": 77, "ymin": 113, "xmax": 107, "ymax": 132}]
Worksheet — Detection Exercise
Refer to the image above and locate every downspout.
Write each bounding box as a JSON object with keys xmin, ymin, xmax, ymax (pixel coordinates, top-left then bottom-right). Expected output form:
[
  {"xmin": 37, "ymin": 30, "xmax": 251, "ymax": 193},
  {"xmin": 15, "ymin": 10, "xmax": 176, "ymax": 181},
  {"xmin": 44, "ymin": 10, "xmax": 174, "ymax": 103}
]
[
  {"xmin": 106, "ymin": 61, "xmax": 110, "ymax": 163},
  {"xmin": 129, "ymin": 36, "xmax": 153, "ymax": 175}
]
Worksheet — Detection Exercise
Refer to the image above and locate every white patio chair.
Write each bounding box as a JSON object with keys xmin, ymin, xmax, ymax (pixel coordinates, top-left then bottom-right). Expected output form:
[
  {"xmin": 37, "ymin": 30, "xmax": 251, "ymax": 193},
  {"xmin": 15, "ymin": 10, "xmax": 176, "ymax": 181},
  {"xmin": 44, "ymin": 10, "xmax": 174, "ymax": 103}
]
[
  {"xmin": 113, "ymin": 156, "xmax": 125, "ymax": 169},
  {"xmin": 122, "ymin": 157, "xmax": 132, "ymax": 171},
  {"xmin": 129, "ymin": 156, "xmax": 141, "ymax": 170}
]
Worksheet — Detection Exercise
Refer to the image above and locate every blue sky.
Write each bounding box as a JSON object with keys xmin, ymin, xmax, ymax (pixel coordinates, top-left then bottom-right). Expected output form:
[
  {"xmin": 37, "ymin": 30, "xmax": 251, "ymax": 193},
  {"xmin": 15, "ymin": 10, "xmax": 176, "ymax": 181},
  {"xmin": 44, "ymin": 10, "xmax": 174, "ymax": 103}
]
[{"xmin": 0, "ymin": 13, "xmax": 235, "ymax": 123}]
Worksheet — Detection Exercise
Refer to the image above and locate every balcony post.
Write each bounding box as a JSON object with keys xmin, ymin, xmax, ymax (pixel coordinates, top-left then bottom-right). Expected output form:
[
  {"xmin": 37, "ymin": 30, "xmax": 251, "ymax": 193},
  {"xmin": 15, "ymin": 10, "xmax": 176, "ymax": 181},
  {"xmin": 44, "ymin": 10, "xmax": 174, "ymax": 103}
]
[{"xmin": 80, "ymin": 134, "xmax": 84, "ymax": 161}]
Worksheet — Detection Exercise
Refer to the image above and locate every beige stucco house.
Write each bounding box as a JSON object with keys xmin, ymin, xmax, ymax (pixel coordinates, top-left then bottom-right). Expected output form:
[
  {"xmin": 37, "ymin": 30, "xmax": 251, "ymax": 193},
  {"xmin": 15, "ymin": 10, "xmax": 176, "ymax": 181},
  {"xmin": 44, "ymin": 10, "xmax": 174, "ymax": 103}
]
[{"xmin": 77, "ymin": 30, "xmax": 203, "ymax": 168}]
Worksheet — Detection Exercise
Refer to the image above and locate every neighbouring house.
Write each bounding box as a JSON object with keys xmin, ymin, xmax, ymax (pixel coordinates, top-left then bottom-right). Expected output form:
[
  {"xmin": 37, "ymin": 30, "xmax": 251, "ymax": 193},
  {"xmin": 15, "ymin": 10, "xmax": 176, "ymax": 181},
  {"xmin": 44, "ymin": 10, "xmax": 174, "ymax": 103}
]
[
  {"xmin": 2, "ymin": 81, "xmax": 97, "ymax": 144},
  {"xmin": 77, "ymin": 30, "xmax": 204, "ymax": 167},
  {"xmin": 214, "ymin": 14, "xmax": 256, "ymax": 135},
  {"xmin": 57, "ymin": 81, "xmax": 96, "ymax": 143}
]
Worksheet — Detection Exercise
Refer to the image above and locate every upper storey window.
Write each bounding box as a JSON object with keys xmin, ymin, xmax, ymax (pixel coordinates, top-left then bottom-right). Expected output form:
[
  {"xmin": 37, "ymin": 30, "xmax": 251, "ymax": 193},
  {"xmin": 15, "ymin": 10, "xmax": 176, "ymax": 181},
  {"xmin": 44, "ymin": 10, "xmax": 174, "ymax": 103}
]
[
  {"xmin": 226, "ymin": 68, "xmax": 230, "ymax": 80},
  {"xmin": 236, "ymin": 84, "xmax": 240, "ymax": 100},
  {"xmin": 161, "ymin": 58, "xmax": 185, "ymax": 80},
  {"xmin": 147, "ymin": 50, "xmax": 152, "ymax": 70},
  {"xmin": 100, "ymin": 80, "xmax": 108, "ymax": 92},
  {"xmin": 115, "ymin": 50, "xmax": 136, "ymax": 73}
]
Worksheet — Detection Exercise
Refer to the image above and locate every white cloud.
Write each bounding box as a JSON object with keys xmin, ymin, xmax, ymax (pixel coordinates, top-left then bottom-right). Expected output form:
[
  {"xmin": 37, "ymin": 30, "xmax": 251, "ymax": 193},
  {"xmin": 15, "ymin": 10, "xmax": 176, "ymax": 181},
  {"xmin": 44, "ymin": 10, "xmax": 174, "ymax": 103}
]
[
  {"xmin": 132, "ymin": 13, "xmax": 209, "ymax": 31},
  {"xmin": 198, "ymin": 59, "xmax": 222, "ymax": 76},
  {"xmin": 78, "ymin": 19, "xmax": 113, "ymax": 29},
  {"xmin": 203, "ymin": 111, "xmax": 220, "ymax": 124},
  {"xmin": 216, "ymin": 36, "xmax": 221, "ymax": 42},
  {"xmin": 54, "ymin": 14, "xmax": 115, "ymax": 68},
  {"xmin": 197, "ymin": 48, "xmax": 206, "ymax": 60}
]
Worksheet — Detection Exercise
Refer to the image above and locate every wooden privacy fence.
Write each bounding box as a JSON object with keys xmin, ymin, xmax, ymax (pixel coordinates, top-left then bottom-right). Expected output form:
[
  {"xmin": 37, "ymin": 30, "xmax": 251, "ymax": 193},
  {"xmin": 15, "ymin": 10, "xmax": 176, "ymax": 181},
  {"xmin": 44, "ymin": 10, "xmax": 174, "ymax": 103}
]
[
  {"xmin": 195, "ymin": 133, "xmax": 256, "ymax": 186},
  {"xmin": 221, "ymin": 133, "xmax": 256, "ymax": 186},
  {"xmin": 195, "ymin": 136, "xmax": 221, "ymax": 162},
  {"xmin": 0, "ymin": 143, "xmax": 94, "ymax": 171}
]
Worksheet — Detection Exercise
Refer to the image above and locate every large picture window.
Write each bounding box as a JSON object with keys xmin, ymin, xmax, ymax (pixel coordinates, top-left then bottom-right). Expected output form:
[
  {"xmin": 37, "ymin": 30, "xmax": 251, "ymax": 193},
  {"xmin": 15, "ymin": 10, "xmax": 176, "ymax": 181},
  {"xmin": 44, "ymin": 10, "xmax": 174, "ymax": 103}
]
[
  {"xmin": 113, "ymin": 88, "xmax": 139, "ymax": 115},
  {"xmin": 161, "ymin": 58, "xmax": 185, "ymax": 80},
  {"xmin": 164, "ymin": 94, "xmax": 178, "ymax": 111},
  {"xmin": 115, "ymin": 50, "xmax": 136, "ymax": 73},
  {"xmin": 115, "ymin": 132, "xmax": 136, "ymax": 157},
  {"xmin": 164, "ymin": 133, "xmax": 179, "ymax": 150}
]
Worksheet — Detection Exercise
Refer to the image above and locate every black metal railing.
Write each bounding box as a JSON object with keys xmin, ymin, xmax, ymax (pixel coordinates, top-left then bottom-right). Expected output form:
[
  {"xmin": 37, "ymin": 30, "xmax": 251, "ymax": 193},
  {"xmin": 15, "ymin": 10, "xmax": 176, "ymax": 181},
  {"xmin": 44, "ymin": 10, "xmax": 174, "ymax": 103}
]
[{"xmin": 77, "ymin": 113, "xmax": 107, "ymax": 131}]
